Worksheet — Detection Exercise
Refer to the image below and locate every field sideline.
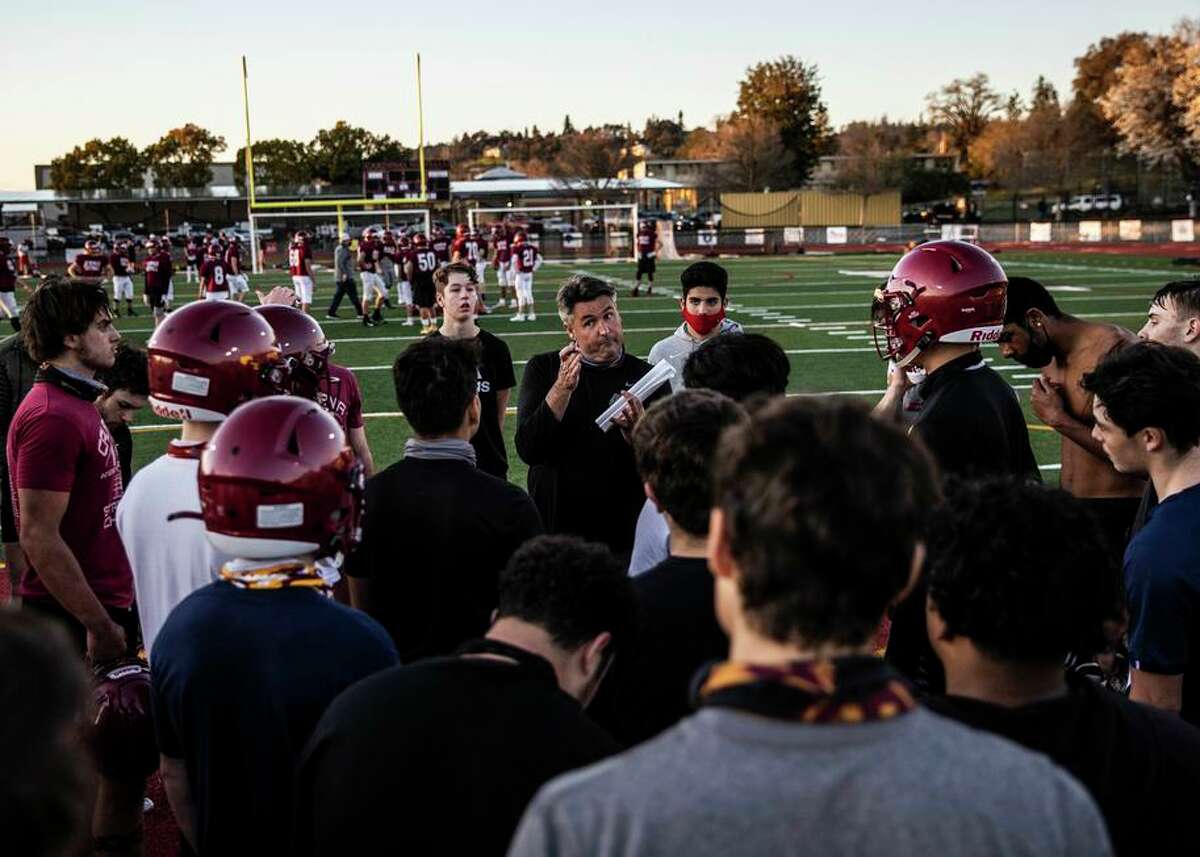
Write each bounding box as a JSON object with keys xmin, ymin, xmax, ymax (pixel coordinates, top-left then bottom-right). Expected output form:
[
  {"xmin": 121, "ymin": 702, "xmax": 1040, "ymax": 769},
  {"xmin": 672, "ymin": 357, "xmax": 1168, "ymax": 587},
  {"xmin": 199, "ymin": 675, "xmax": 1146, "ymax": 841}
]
[{"xmin": 118, "ymin": 250, "xmax": 1193, "ymax": 486}]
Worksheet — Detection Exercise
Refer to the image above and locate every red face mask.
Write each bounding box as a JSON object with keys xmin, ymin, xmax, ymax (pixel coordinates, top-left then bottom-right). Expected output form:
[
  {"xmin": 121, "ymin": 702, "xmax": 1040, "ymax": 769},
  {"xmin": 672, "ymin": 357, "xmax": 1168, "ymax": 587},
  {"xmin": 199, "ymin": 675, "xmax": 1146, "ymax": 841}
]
[{"xmin": 683, "ymin": 306, "xmax": 726, "ymax": 337}]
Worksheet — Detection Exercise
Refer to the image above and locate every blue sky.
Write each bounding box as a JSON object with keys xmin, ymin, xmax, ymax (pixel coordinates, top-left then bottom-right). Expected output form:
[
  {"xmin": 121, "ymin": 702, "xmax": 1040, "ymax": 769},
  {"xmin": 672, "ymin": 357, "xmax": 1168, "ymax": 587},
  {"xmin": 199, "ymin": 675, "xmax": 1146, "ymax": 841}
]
[{"xmin": 0, "ymin": 0, "xmax": 1189, "ymax": 189}]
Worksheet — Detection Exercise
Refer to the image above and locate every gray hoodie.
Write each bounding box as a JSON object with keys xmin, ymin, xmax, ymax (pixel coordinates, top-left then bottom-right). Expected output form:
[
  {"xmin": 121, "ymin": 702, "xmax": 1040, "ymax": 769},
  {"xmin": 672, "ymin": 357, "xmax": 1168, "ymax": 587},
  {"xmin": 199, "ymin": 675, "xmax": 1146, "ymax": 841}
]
[{"xmin": 646, "ymin": 318, "xmax": 744, "ymax": 391}]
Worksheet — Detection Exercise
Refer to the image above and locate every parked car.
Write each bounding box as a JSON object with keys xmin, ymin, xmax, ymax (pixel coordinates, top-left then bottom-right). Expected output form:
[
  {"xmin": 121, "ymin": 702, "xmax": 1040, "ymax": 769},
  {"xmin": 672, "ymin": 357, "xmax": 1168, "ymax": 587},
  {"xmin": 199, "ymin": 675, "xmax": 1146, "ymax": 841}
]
[{"xmin": 540, "ymin": 218, "xmax": 576, "ymax": 235}]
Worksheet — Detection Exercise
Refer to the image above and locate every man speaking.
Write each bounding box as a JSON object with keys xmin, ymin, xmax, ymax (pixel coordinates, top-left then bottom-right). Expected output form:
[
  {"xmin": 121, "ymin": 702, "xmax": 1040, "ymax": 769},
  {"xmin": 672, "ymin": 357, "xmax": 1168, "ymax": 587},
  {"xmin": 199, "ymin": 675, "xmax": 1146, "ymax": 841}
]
[{"xmin": 516, "ymin": 276, "xmax": 665, "ymax": 558}]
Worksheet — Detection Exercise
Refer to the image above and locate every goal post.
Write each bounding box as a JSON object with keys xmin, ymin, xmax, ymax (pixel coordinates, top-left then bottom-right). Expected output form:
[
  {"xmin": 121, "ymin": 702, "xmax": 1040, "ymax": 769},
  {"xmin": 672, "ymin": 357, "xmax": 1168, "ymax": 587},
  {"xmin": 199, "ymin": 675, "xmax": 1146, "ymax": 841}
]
[
  {"xmin": 247, "ymin": 208, "xmax": 431, "ymax": 274},
  {"xmin": 467, "ymin": 204, "xmax": 639, "ymax": 263}
]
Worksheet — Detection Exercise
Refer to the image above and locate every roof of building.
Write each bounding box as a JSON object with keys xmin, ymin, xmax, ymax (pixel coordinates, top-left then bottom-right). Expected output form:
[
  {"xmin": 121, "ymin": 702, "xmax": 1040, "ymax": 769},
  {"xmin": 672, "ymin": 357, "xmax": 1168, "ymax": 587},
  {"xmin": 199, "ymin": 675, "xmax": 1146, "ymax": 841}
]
[
  {"xmin": 452, "ymin": 176, "xmax": 683, "ymax": 196},
  {"xmin": 473, "ymin": 166, "xmax": 528, "ymax": 180}
]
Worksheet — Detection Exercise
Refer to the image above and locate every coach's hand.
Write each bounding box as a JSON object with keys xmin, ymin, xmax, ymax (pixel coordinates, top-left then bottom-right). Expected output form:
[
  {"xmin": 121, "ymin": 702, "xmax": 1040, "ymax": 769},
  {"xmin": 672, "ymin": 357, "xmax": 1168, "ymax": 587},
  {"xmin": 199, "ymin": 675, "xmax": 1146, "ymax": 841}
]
[
  {"xmin": 612, "ymin": 391, "xmax": 645, "ymax": 444},
  {"xmin": 546, "ymin": 344, "xmax": 582, "ymax": 421}
]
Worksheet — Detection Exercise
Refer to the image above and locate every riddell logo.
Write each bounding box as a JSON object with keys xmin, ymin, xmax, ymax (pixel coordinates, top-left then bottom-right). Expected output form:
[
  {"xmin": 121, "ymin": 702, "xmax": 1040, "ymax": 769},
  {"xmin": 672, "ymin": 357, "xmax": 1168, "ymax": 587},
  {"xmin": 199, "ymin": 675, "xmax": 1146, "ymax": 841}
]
[
  {"xmin": 153, "ymin": 403, "xmax": 195, "ymax": 420},
  {"xmin": 970, "ymin": 329, "xmax": 1001, "ymax": 343}
]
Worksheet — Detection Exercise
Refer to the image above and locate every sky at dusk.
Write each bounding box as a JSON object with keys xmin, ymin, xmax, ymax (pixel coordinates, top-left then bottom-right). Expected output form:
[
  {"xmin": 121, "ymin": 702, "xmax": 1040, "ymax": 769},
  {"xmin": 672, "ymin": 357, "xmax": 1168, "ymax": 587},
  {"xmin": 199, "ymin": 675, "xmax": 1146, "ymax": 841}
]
[{"xmin": 0, "ymin": 0, "xmax": 1190, "ymax": 189}]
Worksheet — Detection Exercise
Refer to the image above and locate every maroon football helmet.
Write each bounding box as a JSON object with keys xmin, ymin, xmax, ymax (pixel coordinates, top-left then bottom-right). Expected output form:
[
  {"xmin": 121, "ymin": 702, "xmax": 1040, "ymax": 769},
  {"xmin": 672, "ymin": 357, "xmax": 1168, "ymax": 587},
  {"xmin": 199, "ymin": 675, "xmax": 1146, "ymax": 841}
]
[
  {"xmin": 413, "ymin": 233, "xmax": 428, "ymax": 248},
  {"xmin": 871, "ymin": 240, "xmax": 1008, "ymax": 368},
  {"xmin": 199, "ymin": 396, "xmax": 364, "ymax": 560},
  {"xmin": 255, "ymin": 305, "xmax": 334, "ymax": 399},
  {"xmin": 513, "ymin": 230, "xmax": 526, "ymax": 245},
  {"xmin": 147, "ymin": 301, "xmax": 286, "ymax": 422},
  {"xmin": 456, "ymin": 223, "xmax": 468, "ymax": 237},
  {"xmin": 86, "ymin": 658, "xmax": 157, "ymax": 782}
]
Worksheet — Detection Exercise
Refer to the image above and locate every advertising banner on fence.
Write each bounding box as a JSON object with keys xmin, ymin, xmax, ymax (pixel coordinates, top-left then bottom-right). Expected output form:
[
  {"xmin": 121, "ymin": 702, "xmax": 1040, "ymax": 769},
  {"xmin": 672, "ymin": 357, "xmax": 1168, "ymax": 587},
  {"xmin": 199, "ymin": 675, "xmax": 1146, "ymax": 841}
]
[
  {"xmin": 1118, "ymin": 220, "xmax": 1142, "ymax": 241},
  {"xmin": 783, "ymin": 227, "xmax": 803, "ymax": 244},
  {"xmin": 1030, "ymin": 222, "xmax": 1052, "ymax": 242},
  {"xmin": 744, "ymin": 229, "xmax": 765, "ymax": 246},
  {"xmin": 826, "ymin": 226, "xmax": 848, "ymax": 244},
  {"xmin": 1079, "ymin": 221, "xmax": 1103, "ymax": 242},
  {"xmin": 563, "ymin": 233, "xmax": 582, "ymax": 249},
  {"xmin": 1173, "ymin": 219, "xmax": 1196, "ymax": 242},
  {"xmin": 697, "ymin": 230, "xmax": 717, "ymax": 246}
]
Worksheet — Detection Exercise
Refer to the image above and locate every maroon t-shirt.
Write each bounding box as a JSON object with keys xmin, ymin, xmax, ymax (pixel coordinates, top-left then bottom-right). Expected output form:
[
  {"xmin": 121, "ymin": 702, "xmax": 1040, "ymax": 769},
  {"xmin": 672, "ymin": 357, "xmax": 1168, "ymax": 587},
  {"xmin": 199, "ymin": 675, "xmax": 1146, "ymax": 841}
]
[
  {"xmin": 199, "ymin": 257, "xmax": 228, "ymax": 293},
  {"xmin": 8, "ymin": 375, "xmax": 134, "ymax": 607},
  {"xmin": 109, "ymin": 252, "xmax": 133, "ymax": 277},
  {"xmin": 637, "ymin": 232, "xmax": 657, "ymax": 255},
  {"xmin": 512, "ymin": 243, "xmax": 540, "ymax": 273},
  {"xmin": 316, "ymin": 363, "xmax": 364, "ymax": 431},
  {"xmin": 357, "ymin": 239, "xmax": 379, "ymax": 274},
  {"xmin": 288, "ymin": 243, "xmax": 313, "ymax": 276},
  {"xmin": 0, "ymin": 251, "xmax": 15, "ymax": 291},
  {"xmin": 431, "ymin": 237, "xmax": 451, "ymax": 263},
  {"xmin": 185, "ymin": 241, "xmax": 200, "ymax": 263},
  {"xmin": 224, "ymin": 246, "xmax": 242, "ymax": 275},
  {"xmin": 492, "ymin": 235, "xmax": 511, "ymax": 264},
  {"xmin": 143, "ymin": 251, "xmax": 173, "ymax": 292},
  {"xmin": 74, "ymin": 252, "xmax": 107, "ymax": 278}
]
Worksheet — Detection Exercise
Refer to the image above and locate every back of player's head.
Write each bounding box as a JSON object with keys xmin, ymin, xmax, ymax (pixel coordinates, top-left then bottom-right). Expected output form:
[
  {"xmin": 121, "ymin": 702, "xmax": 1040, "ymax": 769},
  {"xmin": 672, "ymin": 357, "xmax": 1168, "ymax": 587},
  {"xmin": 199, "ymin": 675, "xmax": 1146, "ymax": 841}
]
[
  {"xmin": 1151, "ymin": 280, "xmax": 1200, "ymax": 319},
  {"xmin": 927, "ymin": 477, "xmax": 1122, "ymax": 664},
  {"xmin": 496, "ymin": 535, "xmax": 636, "ymax": 659},
  {"xmin": 0, "ymin": 610, "xmax": 92, "ymax": 857},
  {"xmin": 97, "ymin": 342, "xmax": 149, "ymax": 396},
  {"xmin": 392, "ymin": 337, "xmax": 477, "ymax": 437},
  {"xmin": 557, "ymin": 275, "xmax": 615, "ymax": 322},
  {"xmin": 22, "ymin": 278, "xmax": 111, "ymax": 364},
  {"xmin": 714, "ymin": 396, "xmax": 939, "ymax": 647},
  {"xmin": 633, "ymin": 390, "xmax": 749, "ymax": 538},
  {"xmin": 683, "ymin": 333, "xmax": 789, "ymax": 402},
  {"xmin": 1003, "ymin": 276, "xmax": 1062, "ymax": 325},
  {"xmin": 680, "ymin": 261, "xmax": 729, "ymax": 301},
  {"xmin": 434, "ymin": 260, "xmax": 478, "ymax": 292},
  {"xmin": 1082, "ymin": 340, "xmax": 1200, "ymax": 454}
]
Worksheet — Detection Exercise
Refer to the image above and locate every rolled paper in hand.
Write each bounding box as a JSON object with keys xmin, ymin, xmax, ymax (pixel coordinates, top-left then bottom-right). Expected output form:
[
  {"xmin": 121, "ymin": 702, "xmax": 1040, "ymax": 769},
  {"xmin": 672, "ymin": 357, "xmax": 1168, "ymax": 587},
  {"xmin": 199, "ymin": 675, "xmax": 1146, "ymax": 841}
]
[{"xmin": 595, "ymin": 359, "xmax": 676, "ymax": 432}]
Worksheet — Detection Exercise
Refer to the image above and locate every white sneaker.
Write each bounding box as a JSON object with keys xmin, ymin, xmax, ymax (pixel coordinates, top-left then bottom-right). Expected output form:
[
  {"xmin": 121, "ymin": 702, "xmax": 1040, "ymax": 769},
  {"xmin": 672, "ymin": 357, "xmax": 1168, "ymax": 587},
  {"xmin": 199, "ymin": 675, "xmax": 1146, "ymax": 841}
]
[
  {"xmin": 527, "ymin": 312, "xmax": 536, "ymax": 321},
  {"xmin": 509, "ymin": 313, "xmax": 525, "ymax": 322},
  {"xmin": 403, "ymin": 318, "xmax": 414, "ymax": 326}
]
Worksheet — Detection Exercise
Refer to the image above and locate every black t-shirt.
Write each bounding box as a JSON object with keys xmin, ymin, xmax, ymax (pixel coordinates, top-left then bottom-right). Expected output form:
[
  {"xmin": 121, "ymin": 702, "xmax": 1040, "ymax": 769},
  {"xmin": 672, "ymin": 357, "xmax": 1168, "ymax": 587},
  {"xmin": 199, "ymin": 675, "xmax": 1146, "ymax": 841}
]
[
  {"xmin": 295, "ymin": 638, "xmax": 620, "ymax": 857},
  {"xmin": 927, "ymin": 675, "xmax": 1200, "ymax": 857},
  {"xmin": 902, "ymin": 351, "xmax": 1040, "ymax": 481},
  {"xmin": 592, "ymin": 555, "xmax": 728, "ymax": 746},
  {"xmin": 347, "ymin": 457, "xmax": 542, "ymax": 660},
  {"xmin": 888, "ymin": 352, "xmax": 1040, "ymax": 693},
  {"xmin": 110, "ymin": 422, "xmax": 132, "ymax": 487},
  {"xmin": 431, "ymin": 328, "xmax": 516, "ymax": 479},
  {"xmin": 150, "ymin": 583, "xmax": 398, "ymax": 856},
  {"xmin": 515, "ymin": 350, "xmax": 666, "ymax": 558}
]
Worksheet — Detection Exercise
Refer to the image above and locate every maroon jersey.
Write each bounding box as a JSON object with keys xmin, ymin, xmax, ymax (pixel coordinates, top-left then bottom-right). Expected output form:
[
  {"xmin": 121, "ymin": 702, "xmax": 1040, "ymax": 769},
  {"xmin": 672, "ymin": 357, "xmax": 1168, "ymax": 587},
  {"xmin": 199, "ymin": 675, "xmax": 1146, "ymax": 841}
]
[
  {"xmin": 143, "ymin": 251, "xmax": 173, "ymax": 292},
  {"xmin": 185, "ymin": 240, "xmax": 200, "ymax": 264},
  {"xmin": 409, "ymin": 248, "xmax": 438, "ymax": 283},
  {"xmin": 381, "ymin": 236, "xmax": 398, "ymax": 262},
  {"xmin": 637, "ymin": 232, "xmax": 658, "ymax": 256},
  {"xmin": 492, "ymin": 235, "xmax": 511, "ymax": 265},
  {"xmin": 450, "ymin": 237, "xmax": 467, "ymax": 260},
  {"xmin": 357, "ymin": 239, "xmax": 380, "ymax": 274},
  {"xmin": 431, "ymin": 237, "xmax": 451, "ymax": 263},
  {"xmin": 199, "ymin": 257, "xmax": 229, "ymax": 293},
  {"xmin": 74, "ymin": 252, "xmax": 108, "ymax": 279},
  {"xmin": 316, "ymin": 364, "xmax": 364, "ymax": 432},
  {"xmin": 0, "ymin": 251, "xmax": 15, "ymax": 291},
  {"xmin": 396, "ymin": 248, "xmax": 414, "ymax": 279},
  {"xmin": 288, "ymin": 242, "xmax": 313, "ymax": 277},
  {"xmin": 109, "ymin": 251, "xmax": 133, "ymax": 277},
  {"xmin": 512, "ymin": 243, "xmax": 541, "ymax": 273},
  {"xmin": 8, "ymin": 373, "xmax": 134, "ymax": 607},
  {"xmin": 224, "ymin": 246, "xmax": 242, "ymax": 276}
]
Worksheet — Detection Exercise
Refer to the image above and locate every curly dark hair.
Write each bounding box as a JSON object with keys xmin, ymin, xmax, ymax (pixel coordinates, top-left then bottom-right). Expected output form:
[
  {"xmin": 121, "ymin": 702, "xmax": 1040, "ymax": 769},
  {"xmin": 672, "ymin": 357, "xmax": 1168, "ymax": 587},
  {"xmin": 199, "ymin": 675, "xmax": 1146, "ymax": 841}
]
[
  {"xmin": 927, "ymin": 478, "xmax": 1125, "ymax": 662},
  {"xmin": 1003, "ymin": 276, "xmax": 1063, "ymax": 325},
  {"xmin": 496, "ymin": 535, "xmax": 636, "ymax": 658},
  {"xmin": 392, "ymin": 337, "xmax": 478, "ymax": 437},
  {"xmin": 1081, "ymin": 340, "xmax": 1200, "ymax": 454},
  {"xmin": 714, "ymin": 396, "xmax": 940, "ymax": 646},
  {"xmin": 633, "ymin": 390, "xmax": 748, "ymax": 537},
  {"xmin": 22, "ymin": 278, "xmax": 112, "ymax": 364},
  {"xmin": 683, "ymin": 333, "xmax": 790, "ymax": 403},
  {"xmin": 0, "ymin": 609, "xmax": 92, "ymax": 857},
  {"xmin": 96, "ymin": 342, "xmax": 149, "ymax": 396}
]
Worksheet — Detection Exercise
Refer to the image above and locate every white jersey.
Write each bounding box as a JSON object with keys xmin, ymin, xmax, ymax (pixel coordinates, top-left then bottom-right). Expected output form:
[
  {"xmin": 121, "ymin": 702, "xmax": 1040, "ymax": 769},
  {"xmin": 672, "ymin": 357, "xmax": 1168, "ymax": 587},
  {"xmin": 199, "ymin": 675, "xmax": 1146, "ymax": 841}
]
[{"xmin": 116, "ymin": 445, "xmax": 233, "ymax": 655}]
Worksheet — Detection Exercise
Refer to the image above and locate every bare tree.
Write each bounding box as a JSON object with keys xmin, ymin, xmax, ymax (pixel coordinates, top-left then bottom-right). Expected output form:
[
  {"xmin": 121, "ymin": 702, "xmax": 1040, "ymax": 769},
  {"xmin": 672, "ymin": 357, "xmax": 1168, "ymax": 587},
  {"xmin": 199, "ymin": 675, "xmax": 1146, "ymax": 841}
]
[{"xmin": 926, "ymin": 73, "xmax": 1003, "ymax": 168}]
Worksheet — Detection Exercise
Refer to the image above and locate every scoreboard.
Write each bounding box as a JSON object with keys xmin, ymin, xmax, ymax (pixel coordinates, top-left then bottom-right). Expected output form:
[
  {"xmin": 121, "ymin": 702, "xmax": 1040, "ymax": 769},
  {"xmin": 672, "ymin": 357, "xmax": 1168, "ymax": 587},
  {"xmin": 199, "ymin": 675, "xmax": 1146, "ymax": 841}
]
[{"xmin": 362, "ymin": 160, "xmax": 450, "ymax": 201}]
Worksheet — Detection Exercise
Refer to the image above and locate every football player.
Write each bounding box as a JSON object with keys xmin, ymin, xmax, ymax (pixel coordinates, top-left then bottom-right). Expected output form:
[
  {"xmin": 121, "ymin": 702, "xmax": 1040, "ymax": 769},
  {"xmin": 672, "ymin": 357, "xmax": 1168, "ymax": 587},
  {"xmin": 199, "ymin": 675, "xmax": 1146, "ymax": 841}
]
[
  {"xmin": 198, "ymin": 240, "xmax": 230, "ymax": 301},
  {"xmin": 225, "ymin": 237, "xmax": 249, "ymax": 303},
  {"xmin": 141, "ymin": 238, "xmax": 173, "ymax": 328},
  {"xmin": 491, "ymin": 224, "xmax": 513, "ymax": 309},
  {"xmin": 379, "ymin": 229, "xmax": 398, "ymax": 310},
  {"xmin": 406, "ymin": 233, "xmax": 439, "ymax": 335},
  {"xmin": 394, "ymin": 233, "xmax": 416, "ymax": 326},
  {"xmin": 452, "ymin": 224, "xmax": 490, "ymax": 314},
  {"xmin": 431, "ymin": 226, "xmax": 451, "ymax": 266},
  {"xmin": 509, "ymin": 231, "xmax": 542, "ymax": 322},
  {"xmin": 67, "ymin": 238, "xmax": 110, "ymax": 284},
  {"xmin": 632, "ymin": 220, "xmax": 659, "ymax": 297},
  {"xmin": 110, "ymin": 240, "xmax": 136, "ymax": 317},
  {"xmin": 0, "ymin": 237, "xmax": 21, "ymax": 331},
  {"xmin": 158, "ymin": 235, "xmax": 176, "ymax": 311},
  {"xmin": 118, "ymin": 300, "xmax": 287, "ymax": 656},
  {"xmin": 288, "ymin": 231, "xmax": 315, "ymax": 314},
  {"xmin": 184, "ymin": 236, "xmax": 201, "ymax": 284},
  {"xmin": 256, "ymin": 305, "xmax": 374, "ymax": 475},
  {"xmin": 357, "ymin": 227, "xmax": 386, "ymax": 327},
  {"xmin": 15, "ymin": 239, "xmax": 38, "ymax": 278}
]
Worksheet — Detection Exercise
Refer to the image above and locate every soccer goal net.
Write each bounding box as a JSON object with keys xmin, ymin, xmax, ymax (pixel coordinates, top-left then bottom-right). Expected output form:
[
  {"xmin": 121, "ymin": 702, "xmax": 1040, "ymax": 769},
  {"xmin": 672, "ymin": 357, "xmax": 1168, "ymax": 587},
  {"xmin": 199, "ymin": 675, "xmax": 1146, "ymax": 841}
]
[
  {"xmin": 247, "ymin": 208, "xmax": 432, "ymax": 274},
  {"xmin": 467, "ymin": 204, "xmax": 638, "ymax": 263}
]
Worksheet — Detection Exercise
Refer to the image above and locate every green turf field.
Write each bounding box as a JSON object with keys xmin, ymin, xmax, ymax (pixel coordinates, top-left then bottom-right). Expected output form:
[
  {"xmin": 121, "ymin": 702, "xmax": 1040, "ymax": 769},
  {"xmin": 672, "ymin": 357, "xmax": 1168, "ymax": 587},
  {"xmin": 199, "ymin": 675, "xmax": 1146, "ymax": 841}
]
[{"xmin": 122, "ymin": 250, "xmax": 1186, "ymax": 485}]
